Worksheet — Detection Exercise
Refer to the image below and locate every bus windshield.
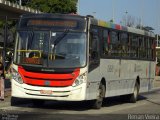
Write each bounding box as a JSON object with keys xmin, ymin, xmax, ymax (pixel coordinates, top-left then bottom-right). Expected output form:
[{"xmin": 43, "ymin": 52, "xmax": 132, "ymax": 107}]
[{"xmin": 14, "ymin": 30, "xmax": 87, "ymax": 68}]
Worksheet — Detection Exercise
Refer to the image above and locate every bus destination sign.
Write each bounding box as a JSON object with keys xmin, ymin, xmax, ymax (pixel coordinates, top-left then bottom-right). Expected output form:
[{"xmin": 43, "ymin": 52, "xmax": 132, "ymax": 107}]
[
  {"xmin": 22, "ymin": 58, "xmax": 42, "ymax": 65},
  {"xmin": 27, "ymin": 20, "xmax": 77, "ymax": 28}
]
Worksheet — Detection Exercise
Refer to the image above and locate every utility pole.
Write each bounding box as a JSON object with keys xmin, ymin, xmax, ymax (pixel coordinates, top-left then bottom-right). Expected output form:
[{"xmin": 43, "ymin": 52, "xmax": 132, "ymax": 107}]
[
  {"xmin": 3, "ymin": 16, "xmax": 7, "ymax": 74},
  {"xmin": 76, "ymin": 0, "xmax": 79, "ymax": 14},
  {"xmin": 19, "ymin": 0, "xmax": 22, "ymax": 5},
  {"xmin": 140, "ymin": 0, "xmax": 144, "ymax": 29},
  {"xmin": 112, "ymin": 0, "xmax": 115, "ymax": 22},
  {"xmin": 157, "ymin": 34, "xmax": 159, "ymax": 47},
  {"xmin": 125, "ymin": 10, "xmax": 128, "ymax": 26}
]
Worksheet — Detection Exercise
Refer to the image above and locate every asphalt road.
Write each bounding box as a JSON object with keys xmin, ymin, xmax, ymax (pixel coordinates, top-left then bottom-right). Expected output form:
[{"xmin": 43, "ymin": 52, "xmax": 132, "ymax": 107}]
[{"xmin": 0, "ymin": 89, "xmax": 160, "ymax": 120}]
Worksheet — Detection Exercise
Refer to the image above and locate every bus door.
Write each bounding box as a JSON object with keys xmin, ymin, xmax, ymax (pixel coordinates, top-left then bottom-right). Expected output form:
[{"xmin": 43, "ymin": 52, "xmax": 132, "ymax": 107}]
[{"xmin": 87, "ymin": 26, "xmax": 101, "ymax": 99}]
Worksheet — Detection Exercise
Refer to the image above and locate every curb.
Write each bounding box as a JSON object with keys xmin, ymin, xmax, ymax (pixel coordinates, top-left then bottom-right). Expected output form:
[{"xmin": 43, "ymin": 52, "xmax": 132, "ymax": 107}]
[
  {"xmin": 151, "ymin": 87, "xmax": 160, "ymax": 91},
  {"xmin": 140, "ymin": 87, "xmax": 160, "ymax": 96}
]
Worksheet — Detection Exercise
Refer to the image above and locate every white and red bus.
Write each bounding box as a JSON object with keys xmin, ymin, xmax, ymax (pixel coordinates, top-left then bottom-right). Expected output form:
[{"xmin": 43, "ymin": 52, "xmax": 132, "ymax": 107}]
[{"xmin": 11, "ymin": 13, "xmax": 155, "ymax": 109}]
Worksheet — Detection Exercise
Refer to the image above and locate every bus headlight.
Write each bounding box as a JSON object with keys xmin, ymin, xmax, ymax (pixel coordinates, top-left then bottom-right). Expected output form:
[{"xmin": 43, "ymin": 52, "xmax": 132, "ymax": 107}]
[
  {"xmin": 72, "ymin": 72, "xmax": 87, "ymax": 87},
  {"xmin": 11, "ymin": 69, "xmax": 23, "ymax": 84}
]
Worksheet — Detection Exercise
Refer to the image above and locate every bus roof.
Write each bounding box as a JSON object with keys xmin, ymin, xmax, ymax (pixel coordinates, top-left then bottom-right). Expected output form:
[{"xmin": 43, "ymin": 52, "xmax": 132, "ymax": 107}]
[{"xmin": 93, "ymin": 18, "xmax": 155, "ymax": 38}]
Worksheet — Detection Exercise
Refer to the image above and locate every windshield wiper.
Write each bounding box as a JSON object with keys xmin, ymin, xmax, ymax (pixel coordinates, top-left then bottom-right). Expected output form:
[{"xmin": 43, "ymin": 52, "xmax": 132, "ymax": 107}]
[
  {"xmin": 50, "ymin": 29, "xmax": 70, "ymax": 60},
  {"xmin": 54, "ymin": 53, "xmax": 66, "ymax": 59},
  {"xmin": 53, "ymin": 29, "xmax": 70, "ymax": 46}
]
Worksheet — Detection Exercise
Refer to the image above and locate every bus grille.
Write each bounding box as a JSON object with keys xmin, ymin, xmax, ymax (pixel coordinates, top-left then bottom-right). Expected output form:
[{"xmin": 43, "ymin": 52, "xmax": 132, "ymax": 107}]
[{"xmin": 18, "ymin": 66, "xmax": 80, "ymax": 87}]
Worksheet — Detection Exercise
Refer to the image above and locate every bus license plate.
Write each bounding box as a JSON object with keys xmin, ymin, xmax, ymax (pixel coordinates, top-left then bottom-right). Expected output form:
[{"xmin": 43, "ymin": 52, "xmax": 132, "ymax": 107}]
[{"xmin": 40, "ymin": 90, "xmax": 53, "ymax": 95}]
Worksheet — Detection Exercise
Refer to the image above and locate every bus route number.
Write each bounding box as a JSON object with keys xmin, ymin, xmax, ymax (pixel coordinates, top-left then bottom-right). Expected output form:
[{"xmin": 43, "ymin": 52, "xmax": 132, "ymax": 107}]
[{"xmin": 107, "ymin": 65, "xmax": 114, "ymax": 72}]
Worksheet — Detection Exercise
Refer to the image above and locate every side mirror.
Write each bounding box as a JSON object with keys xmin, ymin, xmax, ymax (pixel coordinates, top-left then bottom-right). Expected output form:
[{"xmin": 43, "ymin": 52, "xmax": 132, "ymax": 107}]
[{"xmin": 5, "ymin": 50, "xmax": 13, "ymax": 63}]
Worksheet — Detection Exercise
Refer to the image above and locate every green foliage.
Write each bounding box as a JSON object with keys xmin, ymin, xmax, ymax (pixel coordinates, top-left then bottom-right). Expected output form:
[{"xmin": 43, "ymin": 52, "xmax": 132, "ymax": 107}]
[
  {"xmin": 0, "ymin": 20, "xmax": 4, "ymax": 28},
  {"xmin": 27, "ymin": 0, "xmax": 77, "ymax": 13},
  {"xmin": 0, "ymin": 20, "xmax": 16, "ymax": 31},
  {"xmin": 7, "ymin": 0, "xmax": 78, "ymax": 13}
]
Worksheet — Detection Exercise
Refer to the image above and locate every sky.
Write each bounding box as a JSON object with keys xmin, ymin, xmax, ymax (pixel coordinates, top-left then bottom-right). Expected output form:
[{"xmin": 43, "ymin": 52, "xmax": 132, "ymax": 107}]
[{"xmin": 78, "ymin": 0, "xmax": 159, "ymax": 34}]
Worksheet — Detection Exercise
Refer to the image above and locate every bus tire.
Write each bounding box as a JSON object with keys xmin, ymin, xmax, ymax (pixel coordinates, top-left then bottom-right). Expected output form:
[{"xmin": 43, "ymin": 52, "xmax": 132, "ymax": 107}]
[
  {"xmin": 92, "ymin": 83, "xmax": 105, "ymax": 109},
  {"xmin": 11, "ymin": 97, "xmax": 19, "ymax": 106},
  {"xmin": 32, "ymin": 99, "xmax": 45, "ymax": 107},
  {"xmin": 129, "ymin": 82, "xmax": 139, "ymax": 103}
]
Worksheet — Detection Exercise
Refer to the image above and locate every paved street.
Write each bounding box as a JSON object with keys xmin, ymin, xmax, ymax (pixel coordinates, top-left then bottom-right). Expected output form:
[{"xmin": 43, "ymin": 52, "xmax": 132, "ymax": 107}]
[{"xmin": 155, "ymin": 76, "xmax": 160, "ymax": 88}]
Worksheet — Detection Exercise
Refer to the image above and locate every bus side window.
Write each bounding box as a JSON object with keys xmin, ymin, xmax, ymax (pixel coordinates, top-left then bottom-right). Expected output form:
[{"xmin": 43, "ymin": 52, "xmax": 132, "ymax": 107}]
[
  {"xmin": 130, "ymin": 34, "xmax": 139, "ymax": 58},
  {"xmin": 110, "ymin": 31, "xmax": 120, "ymax": 57},
  {"xmin": 120, "ymin": 32, "xmax": 129, "ymax": 57},
  {"xmin": 102, "ymin": 30, "xmax": 109, "ymax": 56},
  {"xmin": 89, "ymin": 27, "xmax": 100, "ymax": 68},
  {"xmin": 90, "ymin": 29, "xmax": 99, "ymax": 60}
]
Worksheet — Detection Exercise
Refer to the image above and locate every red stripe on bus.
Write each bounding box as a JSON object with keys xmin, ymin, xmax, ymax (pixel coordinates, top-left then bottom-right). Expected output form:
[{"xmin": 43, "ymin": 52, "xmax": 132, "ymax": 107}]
[
  {"xmin": 115, "ymin": 24, "xmax": 121, "ymax": 30},
  {"xmin": 18, "ymin": 66, "xmax": 80, "ymax": 87},
  {"xmin": 107, "ymin": 33, "xmax": 110, "ymax": 44}
]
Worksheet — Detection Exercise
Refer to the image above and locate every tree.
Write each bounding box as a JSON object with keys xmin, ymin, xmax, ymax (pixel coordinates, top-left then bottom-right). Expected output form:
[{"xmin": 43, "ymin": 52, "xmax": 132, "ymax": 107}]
[
  {"xmin": 121, "ymin": 14, "xmax": 145, "ymax": 30},
  {"xmin": 7, "ymin": 0, "xmax": 78, "ymax": 13},
  {"xmin": 121, "ymin": 14, "xmax": 135, "ymax": 27},
  {"xmin": 28, "ymin": 0, "xmax": 77, "ymax": 13},
  {"xmin": 136, "ymin": 17, "xmax": 142, "ymax": 29}
]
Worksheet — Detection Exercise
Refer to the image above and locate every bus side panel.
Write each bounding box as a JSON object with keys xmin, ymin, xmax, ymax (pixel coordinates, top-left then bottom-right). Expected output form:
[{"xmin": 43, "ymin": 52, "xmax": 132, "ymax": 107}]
[
  {"xmin": 119, "ymin": 60, "xmax": 136, "ymax": 95},
  {"xmin": 120, "ymin": 60, "xmax": 154, "ymax": 93},
  {"xmin": 86, "ymin": 66, "xmax": 101, "ymax": 100},
  {"xmin": 100, "ymin": 59, "xmax": 134, "ymax": 97},
  {"xmin": 139, "ymin": 61, "xmax": 155, "ymax": 93},
  {"xmin": 100, "ymin": 59, "xmax": 155, "ymax": 97}
]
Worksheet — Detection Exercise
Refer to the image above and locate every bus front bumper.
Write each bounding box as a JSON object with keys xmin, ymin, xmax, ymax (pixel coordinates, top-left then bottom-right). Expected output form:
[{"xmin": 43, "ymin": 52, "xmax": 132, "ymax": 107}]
[{"xmin": 11, "ymin": 80, "xmax": 86, "ymax": 101}]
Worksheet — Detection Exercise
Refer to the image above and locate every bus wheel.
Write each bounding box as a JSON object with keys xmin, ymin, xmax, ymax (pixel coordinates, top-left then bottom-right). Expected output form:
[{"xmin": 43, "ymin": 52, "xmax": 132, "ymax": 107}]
[
  {"xmin": 129, "ymin": 82, "xmax": 139, "ymax": 103},
  {"xmin": 92, "ymin": 83, "xmax": 105, "ymax": 109},
  {"xmin": 11, "ymin": 97, "xmax": 17, "ymax": 106},
  {"xmin": 11, "ymin": 97, "xmax": 18, "ymax": 106},
  {"xmin": 32, "ymin": 99, "xmax": 45, "ymax": 107}
]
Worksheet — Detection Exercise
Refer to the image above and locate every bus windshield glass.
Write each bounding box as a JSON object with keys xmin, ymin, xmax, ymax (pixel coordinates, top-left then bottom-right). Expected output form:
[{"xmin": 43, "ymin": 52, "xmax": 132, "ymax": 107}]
[{"xmin": 14, "ymin": 30, "xmax": 87, "ymax": 68}]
